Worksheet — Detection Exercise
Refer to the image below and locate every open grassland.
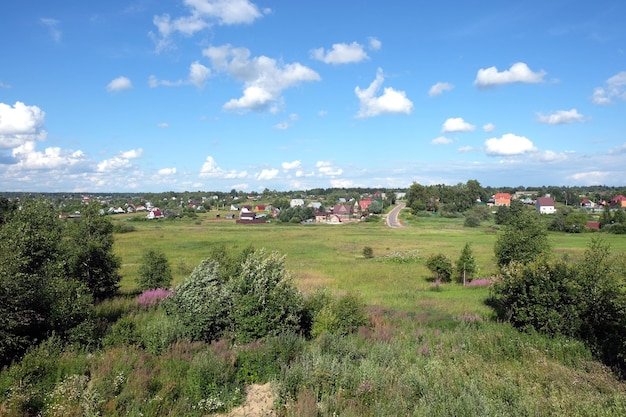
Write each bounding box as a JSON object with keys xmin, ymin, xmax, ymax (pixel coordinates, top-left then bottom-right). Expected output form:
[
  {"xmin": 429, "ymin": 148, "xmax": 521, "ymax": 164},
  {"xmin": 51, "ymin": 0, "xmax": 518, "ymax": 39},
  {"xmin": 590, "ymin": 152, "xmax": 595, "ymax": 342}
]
[{"xmin": 113, "ymin": 209, "xmax": 626, "ymax": 319}]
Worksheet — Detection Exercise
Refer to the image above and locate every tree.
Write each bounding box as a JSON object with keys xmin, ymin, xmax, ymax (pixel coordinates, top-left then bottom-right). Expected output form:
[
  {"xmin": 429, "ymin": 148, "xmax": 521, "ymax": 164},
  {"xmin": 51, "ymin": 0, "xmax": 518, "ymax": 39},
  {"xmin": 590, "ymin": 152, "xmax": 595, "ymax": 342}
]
[
  {"xmin": 494, "ymin": 210, "xmax": 550, "ymax": 268},
  {"xmin": 64, "ymin": 202, "xmax": 121, "ymax": 300},
  {"xmin": 164, "ymin": 259, "xmax": 231, "ymax": 342},
  {"xmin": 367, "ymin": 200, "xmax": 383, "ymax": 214},
  {"xmin": 227, "ymin": 249, "xmax": 304, "ymax": 343},
  {"xmin": 425, "ymin": 253, "xmax": 453, "ymax": 282},
  {"xmin": 137, "ymin": 249, "xmax": 173, "ymax": 290},
  {"xmin": 456, "ymin": 243, "xmax": 477, "ymax": 284}
]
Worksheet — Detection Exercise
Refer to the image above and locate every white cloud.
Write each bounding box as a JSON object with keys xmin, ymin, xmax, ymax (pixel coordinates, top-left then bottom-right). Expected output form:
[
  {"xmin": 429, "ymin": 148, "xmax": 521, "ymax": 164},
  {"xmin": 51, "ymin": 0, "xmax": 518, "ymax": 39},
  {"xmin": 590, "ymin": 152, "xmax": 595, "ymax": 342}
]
[
  {"xmin": 311, "ymin": 42, "xmax": 368, "ymax": 65},
  {"xmin": 97, "ymin": 149, "xmax": 143, "ymax": 172},
  {"xmin": 609, "ymin": 143, "xmax": 626, "ymax": 154},
  {"xmin": 282, "ymin": 160, "xmax": 301, "ymax": 170},
  {"xmin": 441, "ymin": 117, "xmax": 475, "ymax": 133},
  {"xmin": 458, "ymin": 146, "xmax": 473, "ymax": 152},
  {"xmin": 428, "ymin": 82, "xmax": 454, "ymax": 97},
  {"xmin": 107, "ymin": 76, "xmax": 132, "ymax": 92},
  {"xmin": 157, "ymin": 122, "xmax": 169, "ymax": 128},
  {"xmin": 203, "ymin": 45, "xmax": 320, "ymax": 112},
  {"xmin": 474, "ymin": 62, "xmax": 546, "ymax": 89},
  {"xmin": 355, "ymin": 68, "xmax": 413, "ymax": 118},
  {"xmin": 188, "ymin": 61, "xmax": 211, "ymax": 88},
  {"xmin": 330, "ymin": 179, "xmax": 354, "ymax": 188},
  {"xmin": 368, "ymin": 37, "xmax": 382, "ymax": 51},
  {"xmin": 151, "ymin": 0, "xmax": 264, "ymax": 52},
  {"xmin": 158, "ymin": 167, "xmax": 177, "ymax": 175},
  {"xmin": 317, "ymin": 161, "xmax": 343, "ymax": 176},
  {"xmin": 485, "ymin": 133, "xmax": 537, "ymax": 156},
  {"xmin": 0, "ymin": 81, "xmax": 11, "ymax": 89},
  {"xmin": 12, "ymin": 141, "xmax": 87, "ymax": 169},
  {"xmin": 40, "ymin": 18, "xmax": 61, "ymax": 43},
  {"xmin": 537, "ymin": 109, "xmax": 584, "ymax": 125},
  {"xmin": 199, "ymin": 155, "xmax": 247, "ymax": 178},
  {"xmin": 591, "ymin": 71, "xmax": 626, "ymax": 104},
  {"xmin": 432, "ymin": 136, "xmax": 453, "ymax": 145},
  {"xmin": 274, "ymin": 113, "xmax": 298, "ymax": 130},
  {"xmin": 255, "ymin": 168, "xmax": 279, "ymax": 180},
  {"xmin": 535, "ymin": 150, "xmax": 568, "ymax": 162},
  {"xmin": 0, "ymin": 102, "xmax": 47, "ymax": 149},
  {"xmin": 483, "ymin": 123, "xmax": 495, "ymax": 132},
  {"xmin": 570, "ymin": 171, "xmax": 612, "ymax": 184},
  {"xmin": 149, "ymin": 61, "xmax": 211, "ymax": 89}
]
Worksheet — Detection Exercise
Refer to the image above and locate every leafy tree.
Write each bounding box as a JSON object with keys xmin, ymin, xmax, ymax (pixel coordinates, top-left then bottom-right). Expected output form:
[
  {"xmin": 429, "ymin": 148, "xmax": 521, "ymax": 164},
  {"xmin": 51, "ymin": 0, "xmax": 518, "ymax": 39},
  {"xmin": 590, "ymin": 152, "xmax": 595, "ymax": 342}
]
[
  {"xmin": 425, "ymin": 253, "xmax": 453, "ymax": 282},
  {"xmin": 137, "ymin": 249, "xmax": 173, "ymax": 290},
  {"xmin": 164, "ymin": 259, "xmax": 231, "ymax": 342},
  {"xmin": 456, "ymin": 243, "xmax": 477, "ymax": 284},
  {"xmin": 463, "ymin": 215, "xmax": 481, "ymax": 228},
  {"xmin": 0, "ymin": 199, "xmax": 93, "ymax": 365},
  {"xmin": 367, "ymin": 200, "xmax": 383, "ymax": 214},
  {"xmin": 64, "ymin": 202, "xmax": 121, "ymax": 300},
  {"xmin": 494, "ymin": 210, "xmax": 550, "ymax": 268},
  {"xmin": 227, "ymin": 249, "xmax": 304, "ymax": 343},
  {"xmin": 564, "ymin": 211, "xmax": 587, "ymax": 233}
]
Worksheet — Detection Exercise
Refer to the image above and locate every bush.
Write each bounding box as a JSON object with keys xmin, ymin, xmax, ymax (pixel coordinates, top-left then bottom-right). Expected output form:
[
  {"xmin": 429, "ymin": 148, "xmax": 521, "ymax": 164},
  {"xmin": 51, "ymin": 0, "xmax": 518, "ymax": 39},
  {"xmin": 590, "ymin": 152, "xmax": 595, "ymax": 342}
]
[
  {"xmin": 425, "ymin": 253, "xmax": 453, "ymax": 282},
  {"xmin": 362, "ymin": 246, "xmax": 374, "ymax": 259},
  {"xmin": 137, "ymin": 249, "xmax": 173, "ymax": 291},
  {"xmin": 311, "ymin": 293, "xmax": 369, "ymax": 337},
  {"xmin": 463, "ymin": 215, "xmax": 481, "ymax": 227}
]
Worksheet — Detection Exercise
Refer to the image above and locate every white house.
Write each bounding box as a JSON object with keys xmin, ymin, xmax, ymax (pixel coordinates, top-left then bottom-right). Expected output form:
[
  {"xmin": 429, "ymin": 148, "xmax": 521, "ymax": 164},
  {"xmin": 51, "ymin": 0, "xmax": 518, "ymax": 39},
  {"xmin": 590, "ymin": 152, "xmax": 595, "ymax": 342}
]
[{"xmin": 536, "ymin": 196, "xmax": 556, "ymax": 214}]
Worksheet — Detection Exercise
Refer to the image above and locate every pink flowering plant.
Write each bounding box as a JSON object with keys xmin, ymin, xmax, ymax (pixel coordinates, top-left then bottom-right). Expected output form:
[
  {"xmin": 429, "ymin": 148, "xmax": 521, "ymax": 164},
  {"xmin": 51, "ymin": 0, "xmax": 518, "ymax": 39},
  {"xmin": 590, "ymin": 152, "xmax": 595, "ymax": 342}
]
[{"xmin": 136, "ymin": 288, "xmax": 173, "ymax": 308}]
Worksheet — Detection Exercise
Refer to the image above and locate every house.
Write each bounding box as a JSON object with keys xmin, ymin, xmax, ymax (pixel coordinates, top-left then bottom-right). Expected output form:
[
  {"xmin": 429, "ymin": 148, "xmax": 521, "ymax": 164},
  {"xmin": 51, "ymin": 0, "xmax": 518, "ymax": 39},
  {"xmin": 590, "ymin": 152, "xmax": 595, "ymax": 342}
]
[
  {"xmin": 610, "ymin": 195, "xmax": 626, "ymax": 208},
  {"xmin": 254, "ymin": 205, "xmax": 266, "ymax": 213},
  {"xmin": 493, "ymin": 193, "xmax": 511, "ymax": 206},
  {"xmin": 332, "ymin": 204, "xmax": 352, "ymax": 220},
  {"xmin": 358, "ymin": 198, "xmax": 373, "ymax": 212},
  {"xmin": 586, "ymin": 221, "xmax": 600, "ymax": 230},
  {"xmin": 308, "ymin": 201, "xmax": 323, "ymax": 210},
  {"xmin": 315, "ymin": 211, "xmax": 329, "ymax": 223},
  {"xmin": 581, "ymin": 199, "xmax": 596, "ymax": 209},
  {"xmin": 536, "ymin": 196, "xmax": 556, "ymax": 214},
  {"xmin": 146, "ymin": 209, "xmax": 164, "ymax": 219},
  {"xmin": 290, "ymin": 198, "xmax": 305, "ymax": 208},
  {"xmin": 230, "ymin": 204, "xmax": 239, "ymax": 211}
]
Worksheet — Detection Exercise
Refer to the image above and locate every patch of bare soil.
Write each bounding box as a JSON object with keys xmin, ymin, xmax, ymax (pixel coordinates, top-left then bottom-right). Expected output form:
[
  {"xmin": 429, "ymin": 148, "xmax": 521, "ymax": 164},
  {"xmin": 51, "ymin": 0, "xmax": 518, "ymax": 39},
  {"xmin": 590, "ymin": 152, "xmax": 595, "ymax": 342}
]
[{"xmin": 217, "ymin": 383, "xmax": 275, "ymax": 417}]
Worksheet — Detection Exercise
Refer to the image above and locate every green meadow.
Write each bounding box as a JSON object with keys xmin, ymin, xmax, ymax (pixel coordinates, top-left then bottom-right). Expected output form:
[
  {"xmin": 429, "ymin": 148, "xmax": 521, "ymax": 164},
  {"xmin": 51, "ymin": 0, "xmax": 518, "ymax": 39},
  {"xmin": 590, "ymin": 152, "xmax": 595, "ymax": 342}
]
[{"xmin": 5, "ymin": 207, "xmax": 625, "ymax": 416}]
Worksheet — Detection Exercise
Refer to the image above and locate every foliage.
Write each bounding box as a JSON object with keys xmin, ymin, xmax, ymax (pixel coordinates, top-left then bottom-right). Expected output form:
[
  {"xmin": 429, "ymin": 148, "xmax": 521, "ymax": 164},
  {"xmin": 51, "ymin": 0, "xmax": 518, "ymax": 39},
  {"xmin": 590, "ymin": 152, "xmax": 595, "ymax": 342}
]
[
  {"xmin": 136, "ymin": 288, "xmax": 172, "ymax": 308},
  {"xmin": 137, "ymin": 249, "xmax": 173, "ymax": 290},
  {"xmin": 362, "ymin": 246, "xmax": 374, "ymax": 259},
  {"xmin": 425, "ymin": 253, "xmax": 453, "ymax": 282},
  {"xmin": 490, "ymin": 237, "xmax": 626, "ymax": 376},
  {"xmin": 367, "ymin": 200, "xmax": 383, "ymax": 214},
  {"xmin": 163, "ymin": 259, "xmax": 231, "ymax": 342},
  {"xmin": 311, "ymin": 292, "xmax": 369, "ymax": 337},
  {"xmin": 463, "ymin": 214, "xmax": 481, "ymax": 227},
  {"xmin": 64, "ymin": 202, "xmax": 121, "ymax": 300},
  {"xmin": 456, "ymin": 243, "xmax": 477, "ymax": 284},
  {"xmin": 227, "ymin": 249, "xmax": 305, "ymax": 343},
  {"xmin": 494, "ymin": 209, "xmax": 550, "ymax": 268}
]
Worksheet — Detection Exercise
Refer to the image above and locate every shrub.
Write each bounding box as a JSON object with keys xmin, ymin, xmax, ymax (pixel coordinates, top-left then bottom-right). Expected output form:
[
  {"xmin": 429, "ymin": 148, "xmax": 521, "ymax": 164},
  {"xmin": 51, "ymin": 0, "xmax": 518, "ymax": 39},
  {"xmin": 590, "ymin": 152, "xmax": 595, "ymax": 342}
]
[
  {"xmin": 463, "ymin": 215, "xmax": 481, "ymax": 227},
  {"xmin": 362, "ymin": 246, "xmax": 374, "ymax": 259},
  {"xmin": 425, "ymin": 253, "xmax": 453, "ymax": 282},
  {"xmin": 312, "ymin": 293, "xmax": 369, "ymax": 337},
  {"xmin": 137, "ymin": 249, "xmax": 173, "ymax": 291}
]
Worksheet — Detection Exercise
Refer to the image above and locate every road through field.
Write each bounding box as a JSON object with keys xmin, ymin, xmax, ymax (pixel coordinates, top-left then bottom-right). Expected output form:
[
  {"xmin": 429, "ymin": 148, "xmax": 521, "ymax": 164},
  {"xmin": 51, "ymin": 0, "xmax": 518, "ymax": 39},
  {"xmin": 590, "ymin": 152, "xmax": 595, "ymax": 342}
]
[{"xmin": 386, "ymin": 202, "xmax": 406, "ymax": 228}]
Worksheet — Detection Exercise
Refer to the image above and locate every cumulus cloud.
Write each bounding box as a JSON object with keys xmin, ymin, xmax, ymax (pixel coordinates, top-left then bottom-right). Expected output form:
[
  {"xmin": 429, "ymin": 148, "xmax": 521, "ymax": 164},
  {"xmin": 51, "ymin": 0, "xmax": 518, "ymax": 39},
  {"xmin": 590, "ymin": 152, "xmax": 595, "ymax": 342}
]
[
  {"xmin": 40, "ymin": 18, "xmax": 61, "ymax": 43},
  {"xmin": 149, "ymin": 61, "xmax": 211, "ymax": 89},
  {"xmin": 355, "ymin": 68, "xmax": 413, "ymax": 118},
  {"xmin": 428, "ymin": 82, "xmax": 454, "ymax": 97},
  {"xmin": 158, "ymin": 167, "xmax": 177, "ymax": 175},
  {"xmin": 441, "ymin": 117, "xmax": 475, "ymax": 133},
  {"xmin": 282, "ymin": 160, "xmax": 301, "ymax": 170},
  {"xmin": 12, "ymin": 141, "xmax": 88, "ymax": 169},
  {"xmin": 255, "ymin": 168, "xmax": 279, "ymax": 180},
  {"xmin": 591, "ymin": 71, "xmax": 626, "ymax": 104},
  {"xmin": 97, "ymin": 148, "xmax": 143, "ymax": 172},
  {"xmin": 432, "ymin": 136, "xmax": 453, "ymax": 145},
  {"xmin": 483, "ymin": 123, "xmax": 495, "ymax": 132},
  {"xmin": 537, "ymin": 109, "xmax": 584, "ymax": 124},
  {"xmin": 317, "ymin": 161, "xmax": 343, "ymax": 176},
  {"xmin": 199, "ymin": 155, "xmax": 247, "ymax": 178},
  {"xmin": 274, "ymin": 113, "xmax": 298, "ymax": 130},
  {"xmin": 107, "ymin": 76, "xmax": 132, "ymax": 92},
  {"xmin": 151, "ymin": 0, "xmax": 264, "ymax": 52},
  {"xmin": 474, "ymin": 62, "xmax": 546, "ymax": 89},
  {"xmin": 569, "ymin": 171, "xmax": 612, "ymax": 184},
  {"xmin": 484, "ymin": 133, "xmax": 536, "ymax": 156},
  {"xmin": 311, "ymin": 42, "xmax": 368, "ymax": 65},
  {"xmin": 203, "ymin": 44, "xmax": 320, "ymax": 112},
  {"xmin": 0, "ymin": 102, "xmax": 47, "ymax": 150},
  {"xmin": 368, "ymin": 37, "xmax": 382, "ymax": 51}
]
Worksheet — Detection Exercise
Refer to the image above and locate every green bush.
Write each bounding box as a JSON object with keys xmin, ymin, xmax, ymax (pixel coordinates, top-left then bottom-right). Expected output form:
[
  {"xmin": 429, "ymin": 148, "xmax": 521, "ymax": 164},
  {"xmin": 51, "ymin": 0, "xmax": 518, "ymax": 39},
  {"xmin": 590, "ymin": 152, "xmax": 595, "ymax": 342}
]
[
  {"xmin": 425, "ymin": 253, "xmax": 453, "ymax": 282},
  {"xmin": 463, "ymin": 215, "xmax": 481, "ymax": 227},
  {"xmin": 362, "ymin": 246, "xmax": 374, "ymax": 259},
  {"xmin": 137, "ymin": 249, "xmax": 173, "ymax": 291},
  {"xmin": 312, "ymin": 293, "xmax": 369, "ymax": 337}
]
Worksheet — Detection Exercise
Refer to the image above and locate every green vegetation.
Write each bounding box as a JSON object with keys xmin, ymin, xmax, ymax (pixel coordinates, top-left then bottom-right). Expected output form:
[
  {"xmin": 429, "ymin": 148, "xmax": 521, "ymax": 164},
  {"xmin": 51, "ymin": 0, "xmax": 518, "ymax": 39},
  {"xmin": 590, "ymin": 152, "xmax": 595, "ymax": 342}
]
[{"xmin": 1, "ymin": 195, "xmax": 626, "ymax": 416}]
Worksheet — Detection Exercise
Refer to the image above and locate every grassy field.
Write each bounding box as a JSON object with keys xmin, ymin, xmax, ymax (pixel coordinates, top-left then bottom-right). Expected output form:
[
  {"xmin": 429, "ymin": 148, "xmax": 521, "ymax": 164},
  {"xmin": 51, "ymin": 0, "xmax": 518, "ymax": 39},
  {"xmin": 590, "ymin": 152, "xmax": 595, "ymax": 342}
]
[{"xmin": 112, "ymin": 208, "xmax": 626, "ymax": 318}]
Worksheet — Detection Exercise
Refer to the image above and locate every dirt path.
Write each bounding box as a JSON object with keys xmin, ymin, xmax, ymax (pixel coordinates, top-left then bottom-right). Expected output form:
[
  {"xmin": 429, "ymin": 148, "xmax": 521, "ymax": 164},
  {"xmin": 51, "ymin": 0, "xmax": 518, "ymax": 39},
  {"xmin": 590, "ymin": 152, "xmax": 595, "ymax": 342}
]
[{"xmin": 217, "ymin": 383, "xmax": 276, "ymax": 417}]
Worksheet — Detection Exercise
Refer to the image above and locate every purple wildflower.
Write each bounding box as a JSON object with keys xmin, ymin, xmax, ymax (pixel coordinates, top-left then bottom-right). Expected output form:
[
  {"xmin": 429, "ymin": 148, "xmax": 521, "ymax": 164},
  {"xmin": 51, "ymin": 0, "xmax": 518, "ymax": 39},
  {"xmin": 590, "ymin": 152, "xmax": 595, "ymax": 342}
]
[{"xmin": 136, "ymin": 288, "xmax": 172, "ymax": 307}]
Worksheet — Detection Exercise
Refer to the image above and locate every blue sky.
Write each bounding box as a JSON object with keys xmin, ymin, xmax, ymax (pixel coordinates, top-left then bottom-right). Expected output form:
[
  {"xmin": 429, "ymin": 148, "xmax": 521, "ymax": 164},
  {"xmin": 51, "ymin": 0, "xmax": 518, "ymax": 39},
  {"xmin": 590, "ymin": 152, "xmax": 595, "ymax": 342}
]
[{"xmin": 1, "ymin": 0, "xmax": 625, "ymax": 193}]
